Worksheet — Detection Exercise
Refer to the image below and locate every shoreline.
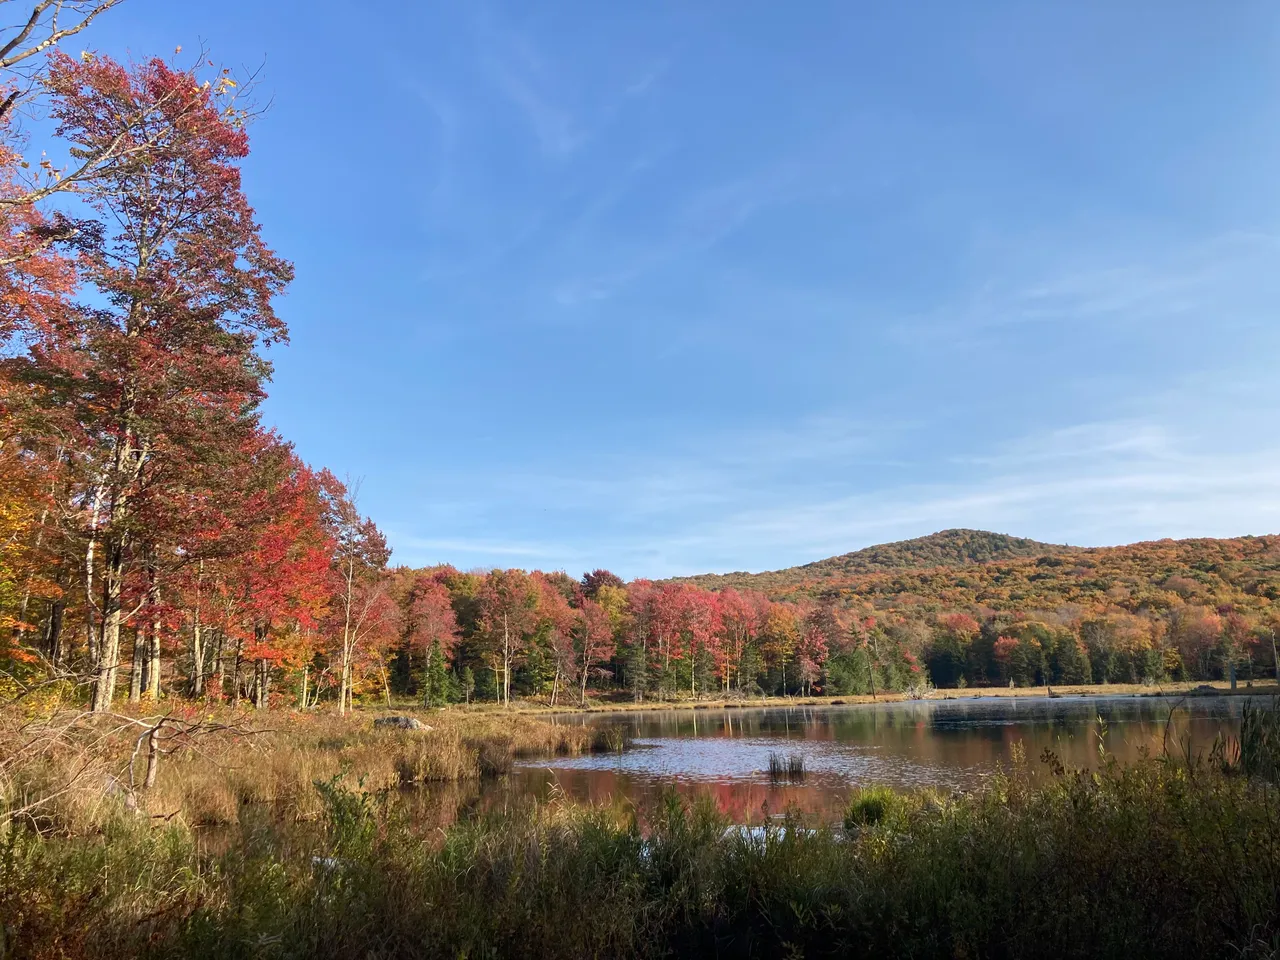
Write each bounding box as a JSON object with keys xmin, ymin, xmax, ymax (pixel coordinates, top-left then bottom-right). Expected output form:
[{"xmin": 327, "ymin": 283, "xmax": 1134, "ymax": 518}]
[{"xmin": 406, "ymin": 679, "xmax": 1280, "ymax": 720}]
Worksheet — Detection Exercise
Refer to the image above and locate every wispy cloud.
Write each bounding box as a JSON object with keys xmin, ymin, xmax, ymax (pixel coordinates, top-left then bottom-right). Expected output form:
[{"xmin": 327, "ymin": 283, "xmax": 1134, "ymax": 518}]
[
  {"xmin": 393, "ymin": 535, "xmax": 570, "ymax": 565},
  {"xmin": 475, "ymin": 13, "xmax": 586, "ymax": 157},
  {"xmin": 624, "ymin": 58, "xmax": 670, "ymax": 97},
  {"xmin": 652, "ymin": 413, "xmax": 1280, "ymax": 574},
  {"xmin": 383, "ymin": 400, "xmax": 1280, "ymax": 579},
  {"xmin": 894, "ymin": 231, "xmax": 1280, "ymax": 342},
  {"xmin": 551, "ymin": 159, "xmax": 830, "ymax": 306},
  {"xmin": 953, "ymin": 420, "xmax": 1178, "ymax": 468}
]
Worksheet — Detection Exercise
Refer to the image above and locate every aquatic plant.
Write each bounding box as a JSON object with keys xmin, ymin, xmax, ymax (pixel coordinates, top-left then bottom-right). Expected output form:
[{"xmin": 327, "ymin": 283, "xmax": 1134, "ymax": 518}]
[{"xmin": 767, "ymin": 751, "xmax": 806, "ymax": 784}]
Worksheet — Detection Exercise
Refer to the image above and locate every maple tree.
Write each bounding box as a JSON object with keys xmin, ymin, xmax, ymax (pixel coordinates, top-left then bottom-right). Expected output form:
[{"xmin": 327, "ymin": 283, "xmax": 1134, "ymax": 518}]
[
  {"xmin": 574, "ymin": 596, "xmax": 615, "ymax": 706},
  {"xmin": 6, "ymin": 51, "xmax": 291, "ymax": 712}
]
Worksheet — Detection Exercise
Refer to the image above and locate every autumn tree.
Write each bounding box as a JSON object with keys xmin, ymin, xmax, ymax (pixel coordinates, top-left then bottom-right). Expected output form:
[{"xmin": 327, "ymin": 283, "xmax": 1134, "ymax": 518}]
[
  {"xmin": 580, "ymin": 568, "xmax": 624, "ymax": 598},
  {"xmin": 4, "ymin": 54, "xmax": 292, "ymax": 711},
  {"xmin": 716, "ymin": 588, "xmax": 763, "ymax": 693},
  {"xmin": 320, "ymin": 476, "xmax": 395, "ymax": 713},
  {"xmin": 574, "ymin": 596, "xmax": 614, "ymax": 706},
  {"xmin": 477, "ymin": 569, "xmax": 538, "ymax": 706},
  {"xmin": 211, "ymin": 446, "xmax": 334, "ymax": 707},
  {"xmin": 760, "ymin": 603, "xmax": 799, "ymax": 695},
  {"xmin": 531, "ymin": 573, "xmax": 575, "ymax": 705},
  {"xmin": 408, "ymin": 574, "xmax": 459, "ymax": 706},
  {"xmin": 924, "ymin": 613, "xmax": 980, "ymax": 687}
]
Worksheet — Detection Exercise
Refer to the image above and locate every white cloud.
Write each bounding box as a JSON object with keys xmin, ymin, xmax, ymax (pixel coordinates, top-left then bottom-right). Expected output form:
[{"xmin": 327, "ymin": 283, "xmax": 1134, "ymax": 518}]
[
  {"xmin": 894, "ymin": 230, "xmax": 1280, "ymax": 342},
  {"xmin": 385, "ymin": 404, "xmax": 1280, "ymax": 579}
]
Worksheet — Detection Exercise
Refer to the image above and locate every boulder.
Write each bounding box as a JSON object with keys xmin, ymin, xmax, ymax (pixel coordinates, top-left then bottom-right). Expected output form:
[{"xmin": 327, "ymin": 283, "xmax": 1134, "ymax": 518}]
[{"xmin": 373, "ymin": 715, "xmax": 431, "ymax": 731}]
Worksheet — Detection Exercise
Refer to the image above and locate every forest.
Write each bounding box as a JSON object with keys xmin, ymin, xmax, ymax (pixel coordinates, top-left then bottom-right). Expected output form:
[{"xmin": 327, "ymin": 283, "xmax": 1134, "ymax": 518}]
[{"xmin": 0, "ymin": 5, "xmax": 1276, "ymax": 713}]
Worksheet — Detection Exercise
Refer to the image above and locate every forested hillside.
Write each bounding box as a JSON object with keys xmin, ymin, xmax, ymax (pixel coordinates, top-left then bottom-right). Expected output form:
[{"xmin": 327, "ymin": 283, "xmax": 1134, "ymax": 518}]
[
  {"xmin": 675, "ymin": 530, "xmax": 1280, "ymax": 612},
  {"xmin": 678, "ymin": 529, "xmax": 1077, "ymax": 593},
  {"xmin": 362, "ymin": 530, "xmax": 1280, "ymax": 707}
]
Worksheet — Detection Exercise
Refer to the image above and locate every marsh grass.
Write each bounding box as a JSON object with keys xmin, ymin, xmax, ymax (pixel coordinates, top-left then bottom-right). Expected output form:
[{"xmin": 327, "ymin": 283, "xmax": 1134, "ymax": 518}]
[
  {"xmin": 766, "ymin": 751, "xmax": 806, "ymax": 784},
  {"xmin": 5, "ymin": 705, "xmax": 1280, "ymax": 959},
  {"xmin": 1229, "ymin": 697, "xmax": 1280, "ymax": 783},
  {"xmin": 3, "ymin": 752, "xmax": 1279, "ymax": 959},
  {"xmin": 1, "ymin": 708, "xmax": 628, "ymax": 832},
  {"xmin": 844, "ymin": 784, "xmax": 903, "ymax": 828}
]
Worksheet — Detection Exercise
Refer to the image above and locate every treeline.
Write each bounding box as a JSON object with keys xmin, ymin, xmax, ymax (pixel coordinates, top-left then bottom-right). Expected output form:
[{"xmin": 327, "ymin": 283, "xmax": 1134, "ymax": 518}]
[
  {"xmin": 371, "ymin": 562, "xmax": 1280, "ymax": 706},
  {"xmin": 0, "ymin": 4, "xmax": 392, "ymax": 713}
]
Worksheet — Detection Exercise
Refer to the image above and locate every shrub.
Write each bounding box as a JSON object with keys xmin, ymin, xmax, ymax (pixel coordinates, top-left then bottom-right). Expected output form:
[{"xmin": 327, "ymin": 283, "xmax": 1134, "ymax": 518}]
[{"xmin": 844, "ymin": 784, "xmax": 901, "ymax": 828}]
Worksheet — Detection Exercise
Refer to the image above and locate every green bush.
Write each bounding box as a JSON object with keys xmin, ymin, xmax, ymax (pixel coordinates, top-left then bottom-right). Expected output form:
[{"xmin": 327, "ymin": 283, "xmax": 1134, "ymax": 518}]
[{"xmin": 843, "ymin": 784, "xmax": 902, "ymax": 828}]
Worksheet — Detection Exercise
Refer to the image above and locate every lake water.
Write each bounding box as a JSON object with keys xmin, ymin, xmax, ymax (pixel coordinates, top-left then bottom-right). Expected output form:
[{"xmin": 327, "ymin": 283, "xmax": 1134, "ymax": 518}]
[{"xmin": 490, "ymin": 695, "xmax": 1271, "ymax": 824}]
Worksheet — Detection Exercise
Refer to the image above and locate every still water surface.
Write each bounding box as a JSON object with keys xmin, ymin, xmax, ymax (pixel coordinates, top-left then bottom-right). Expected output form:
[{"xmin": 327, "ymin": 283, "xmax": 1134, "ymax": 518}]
[{"xmin": 490, "ymin": 695, "xmax": 1268, "ymax": 824}]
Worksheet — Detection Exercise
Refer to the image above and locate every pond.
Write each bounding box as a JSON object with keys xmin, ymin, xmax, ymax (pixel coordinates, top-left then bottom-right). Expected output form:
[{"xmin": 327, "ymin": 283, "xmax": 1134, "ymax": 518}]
[{"xmin": 490, "ymin": 694, "xmax": 1271, "ymax": 824}]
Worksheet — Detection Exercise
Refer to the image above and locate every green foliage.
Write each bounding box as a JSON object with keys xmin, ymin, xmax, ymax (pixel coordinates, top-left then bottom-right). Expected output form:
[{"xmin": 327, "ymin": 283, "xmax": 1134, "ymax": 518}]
[
  {"xmin": 844, "ymin": 784, "xmax": 903, "ymax": 829},
  {"xmin": 420, "ymin": 640, "xmax": 454, "ymax": 707}
]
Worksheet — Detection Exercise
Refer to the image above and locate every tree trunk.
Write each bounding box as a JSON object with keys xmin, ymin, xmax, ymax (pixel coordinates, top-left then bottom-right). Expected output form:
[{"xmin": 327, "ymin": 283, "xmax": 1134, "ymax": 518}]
[
  {"xmin": 145, "ymin": 595, "xmax": 161, "ymax": 701},
  {"xmin": 83, "ymin": 484, "xmax": 105, "ymax": 667},
  {"xmin": 252, "ymin": 658, "xmax": 269, "ymax": 708},
  {"xmin": 191, "ymin": 617, "xmax": 204, "ymax": 698},
  {"xmin": 143, "ymin": 725, "xmax": 161, "ymax": 790},
  {"xmin": 502, "ymin": 614, "xmax": 511, "ymax": 707},
  {"xmin": 211, "ymin": 630, "xmax": 225, "ymax": 701},
  {"xmin": 90, "ymin": 540, "xmax": 125, "ymax": 712},
  {"xmin": 128, "ymin": 629, "xmax": 143, "ymax": 703},
  {"xmin": 45, "ymin": 595, "xmax": 64, "ymax": 665},
  {"xmin": 139, "ymin": 624, "xmax": 151, "ymax": 697},
  {"xmin": 338, "ymin": 554, "xmax": 356, "ymax": 716},
  {"xmin": 231, "ymin": 636, "xmax": 242, "ymax": 706},
  {"xmin": 190, "ymin": 567, "xmax": 204, "ymax": 697},
  {"xmin": 377, "ymin": 658, "xmax": 391, "ymax": 706}
]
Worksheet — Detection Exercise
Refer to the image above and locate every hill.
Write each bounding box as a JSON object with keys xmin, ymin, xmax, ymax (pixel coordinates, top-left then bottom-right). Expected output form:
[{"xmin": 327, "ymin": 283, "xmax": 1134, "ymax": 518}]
[
  {"xmin": 677, "ymin": 529, "xmax": 1079, "ymax": 594},
  {"xmin": 673, "ymin": 530, "xmax": 1280, "ymax": 621}
]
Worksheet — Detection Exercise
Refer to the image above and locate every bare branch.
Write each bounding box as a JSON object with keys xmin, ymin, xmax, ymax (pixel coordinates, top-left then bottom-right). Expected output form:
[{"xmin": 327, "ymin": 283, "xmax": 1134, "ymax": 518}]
[{"xmin": 0, "ymin": 1, "xmax": 125, "ymax": 71}]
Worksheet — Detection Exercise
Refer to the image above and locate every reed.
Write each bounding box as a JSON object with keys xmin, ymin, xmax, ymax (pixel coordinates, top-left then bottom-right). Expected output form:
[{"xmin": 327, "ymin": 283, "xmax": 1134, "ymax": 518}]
[
  {"xmin": 0, "ymin": 707, "xmax": 628, "ymax": 831},
  {"xmin": 766, "ymin": 751, "xmax": 806, "ymax": 784}
]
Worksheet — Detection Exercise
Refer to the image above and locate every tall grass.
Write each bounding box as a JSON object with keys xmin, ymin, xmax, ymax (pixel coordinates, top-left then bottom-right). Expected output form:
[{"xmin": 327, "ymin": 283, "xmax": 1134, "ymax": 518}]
[
  {"xmin": 3, "ymin": 746, "xmax": 1278, "ymax": 959},
  {"xmin": 0, "ymin": 708, "xmax": 628, "ymax": 832},
  {"xmin": 766, "ymin": 751, "xmax": 806, "ymax": 784},
  {"xmin": 1234, "ymin": 697, "xmax": 1280, "ymax": 783}
]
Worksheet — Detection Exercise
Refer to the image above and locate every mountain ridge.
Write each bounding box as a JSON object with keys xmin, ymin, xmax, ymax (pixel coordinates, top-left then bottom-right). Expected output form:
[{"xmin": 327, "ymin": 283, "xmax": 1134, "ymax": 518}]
[
  {"xmin": 674, "ymin": 529, "xmax": 1076, "ymax": 592},
  {"xmin": 668, "ymin": 530, "xmax": 1280, "ymax": 607}
]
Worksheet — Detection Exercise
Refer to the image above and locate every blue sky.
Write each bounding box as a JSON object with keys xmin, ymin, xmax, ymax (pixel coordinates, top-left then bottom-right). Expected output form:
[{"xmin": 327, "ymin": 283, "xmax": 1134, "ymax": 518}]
[{"xmin": 82, "ymin": 0, "xmax": 1280, "ymax": 578}]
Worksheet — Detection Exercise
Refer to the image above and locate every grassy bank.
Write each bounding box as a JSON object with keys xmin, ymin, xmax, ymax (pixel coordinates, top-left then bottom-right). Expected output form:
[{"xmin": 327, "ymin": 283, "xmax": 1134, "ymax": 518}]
[
  {"xmin": 0, "ymin": 708, "xmax": 625, "ymax": 832},
  {"xmin": 2, "ymin": 742, "xmax": 1279, "ymax": 959},
  {"xmin": 427, "ymin": 679, "xmax": 1280, "ymax": 717}
]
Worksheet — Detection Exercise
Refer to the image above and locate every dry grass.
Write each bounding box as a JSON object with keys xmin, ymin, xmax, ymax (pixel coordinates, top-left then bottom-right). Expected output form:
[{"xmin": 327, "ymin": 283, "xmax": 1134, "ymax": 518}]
[
  {"xmin": 469, "ymin": 679, "xmax": 1280, "ymax": 717},
  {"xmin": 1, "ymin": 706, "xmax": 624, "ymax": 832}
]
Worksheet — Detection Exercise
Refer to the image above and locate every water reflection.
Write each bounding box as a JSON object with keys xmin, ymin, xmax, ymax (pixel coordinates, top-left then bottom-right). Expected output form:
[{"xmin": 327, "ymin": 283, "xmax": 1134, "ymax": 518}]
[{"xmin": 504, "ymin": 696, "xmax": 1270, "ymax": 824}]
